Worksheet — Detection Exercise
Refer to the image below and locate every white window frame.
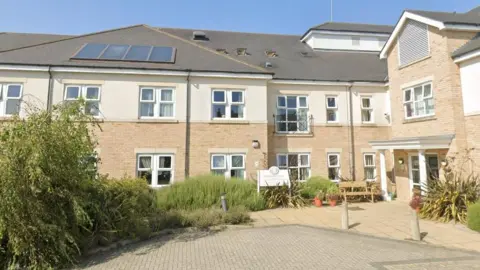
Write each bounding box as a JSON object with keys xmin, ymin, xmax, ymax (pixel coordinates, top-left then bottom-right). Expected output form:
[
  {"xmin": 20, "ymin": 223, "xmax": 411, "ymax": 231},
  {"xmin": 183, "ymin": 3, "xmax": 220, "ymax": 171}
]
[
  {"xmin": 363, "ymin": 153, "xmax": 376, "ymax": 181},
  {"xmin": 360, "ymin": 96, "xmax": 374, "ymax": 123},
  {"xmin": 210, "ymin": 153, "xmax": 246, "ymax": 179},
  {"xmin": 0, "ymin": 83, "xmax": 23, "ymax": 116},
  {"xmin": 327, "ymin": 153, "xmax": 341, "ymax": 182},
  {"xmin": 276, "ymin": 153, "xmax": 311, "ymax": 181},
  {"xmin": 211, "ymin": 89, "xmax": 245, "ymax": 120},
  {"xmin": 275, "ymin": 95, "xmax": 309, "ymax": 133},
  {"xmin": 64, "ymin": 85, "xmax": 102, "ymax": 117},
  {"xmin": 403, "ymin": 82, "xmax": 434, "ymax": 119},
  {"xmin": 139, "ymin": 87, "xmax": 175, "ymax": 119},
  {"xmin": 352, "ymin": 36, "xmax": 360, "ymax": 46},
  {"xmin": 136, "ymin": 154, "xmax": 175, "ymax": 187},
  {"xmin": 326, "ymin": 96, "xmax": 338, "ymax": 123}
]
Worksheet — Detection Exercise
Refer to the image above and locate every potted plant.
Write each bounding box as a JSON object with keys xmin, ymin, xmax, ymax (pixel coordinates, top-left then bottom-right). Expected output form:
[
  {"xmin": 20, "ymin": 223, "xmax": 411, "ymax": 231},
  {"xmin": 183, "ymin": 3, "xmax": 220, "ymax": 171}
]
[
  {"xmin": 327, "ymin": 185, "xmax": 340, "ymax": 207},
  {"xmin": 314, "ymin": 190, "xmax": 324, "ymax": 207}
]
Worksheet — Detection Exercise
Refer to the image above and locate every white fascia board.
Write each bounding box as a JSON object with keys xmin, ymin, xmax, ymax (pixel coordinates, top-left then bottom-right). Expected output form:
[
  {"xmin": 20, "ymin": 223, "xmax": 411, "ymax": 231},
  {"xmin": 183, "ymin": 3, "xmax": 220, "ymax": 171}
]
[
  {"xmin": 454, "ymin": 49, "xmax": 480, "ymax": 63},
  {"xmin": 269, "ymin": 79, "xmax": 386, "ymax": 87},
  {"xmin": 370, "ymin": 139, "xmax": 451, "ymax": 150},
  {"xmin": 309, "ymin": 30, "xmax": 390, "ymax": 37},
  {"xmin": 443, "ymin": 24, "xmax": 480, "ymax": 31},
  {"xmin": 380, "ymin": 12, "xmax": 445, "ymax": 59},
  {"xmin": 0, "ymin": 65, "xmax": 50, "ymax": 72}
]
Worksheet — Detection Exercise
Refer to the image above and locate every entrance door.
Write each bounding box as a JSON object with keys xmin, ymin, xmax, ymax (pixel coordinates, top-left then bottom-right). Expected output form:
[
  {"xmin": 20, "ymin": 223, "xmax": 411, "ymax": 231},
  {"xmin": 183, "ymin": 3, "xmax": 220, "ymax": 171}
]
[
  {"xmin": 426, "ymin": 155, "xmax": 439, "ymax": 180},
  {"xmin": 409, "ymin": 155, "xmax": 421, "ymax": 192}
]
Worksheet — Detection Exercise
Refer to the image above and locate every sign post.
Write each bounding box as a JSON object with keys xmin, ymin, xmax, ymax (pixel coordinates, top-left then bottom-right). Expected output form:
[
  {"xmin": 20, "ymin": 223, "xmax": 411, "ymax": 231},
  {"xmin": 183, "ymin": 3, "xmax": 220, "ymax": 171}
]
[{"xmin": 257, "ymin": 166, "xmax": 290, "ymax": 193}]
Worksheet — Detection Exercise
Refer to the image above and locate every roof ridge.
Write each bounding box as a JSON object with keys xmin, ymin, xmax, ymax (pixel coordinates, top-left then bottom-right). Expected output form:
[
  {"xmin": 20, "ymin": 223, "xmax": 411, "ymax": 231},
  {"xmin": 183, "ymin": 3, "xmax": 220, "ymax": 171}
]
[
  {"xmin": 158, "ymin": 26, "xmax": 300, "ymax": 37},
  {"xmin": 143, "ymin": 25, "xmax": 269, "ymax": 73},
  {"xmin": 321, "ymin": 21, "xmax": 393, "ymax": 27},
  {"xmin": 0, "ymin": 24, "xmax": 145, "ymax": 53}
]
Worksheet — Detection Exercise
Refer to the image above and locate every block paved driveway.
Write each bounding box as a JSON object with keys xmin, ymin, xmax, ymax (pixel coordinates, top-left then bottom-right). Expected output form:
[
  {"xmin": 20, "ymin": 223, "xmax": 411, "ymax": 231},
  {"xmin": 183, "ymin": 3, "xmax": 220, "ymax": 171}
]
[
  {"xmin": 251, "ymin": 201, "xmax": 480, "ymax": 253},
  {"xmin": 79, "ymin": 225, "xmax": 480, "ymax": 269}
]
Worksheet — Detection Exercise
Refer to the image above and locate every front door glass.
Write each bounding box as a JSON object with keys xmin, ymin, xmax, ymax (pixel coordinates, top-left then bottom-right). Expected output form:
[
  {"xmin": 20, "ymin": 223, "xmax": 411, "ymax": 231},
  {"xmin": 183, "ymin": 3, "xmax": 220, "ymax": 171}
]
[
  {"xmin": 411, "ymin": 156, "xmax": 421, "ymax": 190},
  {"xmin": 427, "ymin": 155, "xmax": 439, "ymax": 180}
]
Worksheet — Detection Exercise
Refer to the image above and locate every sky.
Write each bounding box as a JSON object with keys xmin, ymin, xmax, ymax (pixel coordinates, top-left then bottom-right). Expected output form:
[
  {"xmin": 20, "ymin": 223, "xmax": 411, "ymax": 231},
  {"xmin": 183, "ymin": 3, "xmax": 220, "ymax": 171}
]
[{"xmin": 0, "ymin": 0, "xmax": 478, "ymax": 35}]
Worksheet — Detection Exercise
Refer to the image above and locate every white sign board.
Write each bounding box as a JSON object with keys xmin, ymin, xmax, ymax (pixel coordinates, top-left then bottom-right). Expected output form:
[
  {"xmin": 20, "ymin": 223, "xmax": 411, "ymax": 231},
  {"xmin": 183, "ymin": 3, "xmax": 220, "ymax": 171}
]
[{"xmin": 257, "ymin": 166, "xmax": 290, "ymax": 193}]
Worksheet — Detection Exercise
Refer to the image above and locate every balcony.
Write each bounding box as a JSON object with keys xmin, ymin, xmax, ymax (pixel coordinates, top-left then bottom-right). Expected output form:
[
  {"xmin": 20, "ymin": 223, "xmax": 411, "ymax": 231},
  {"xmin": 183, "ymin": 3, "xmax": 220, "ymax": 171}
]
[{"xmin": 273, "ymin": 113, "xmax": 314, "ymax": 135}]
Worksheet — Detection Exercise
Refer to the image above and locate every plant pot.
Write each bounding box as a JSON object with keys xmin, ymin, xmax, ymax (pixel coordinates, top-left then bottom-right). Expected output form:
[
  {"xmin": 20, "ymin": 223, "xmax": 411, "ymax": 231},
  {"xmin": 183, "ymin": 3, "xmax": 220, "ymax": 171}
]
[
  {"xmin": 314, "ymin": 197, "xmax": 322, "ymax": 207},
  {"xmin": 329, "ymin": 199, "xmax": 337, "ymax": 207}
]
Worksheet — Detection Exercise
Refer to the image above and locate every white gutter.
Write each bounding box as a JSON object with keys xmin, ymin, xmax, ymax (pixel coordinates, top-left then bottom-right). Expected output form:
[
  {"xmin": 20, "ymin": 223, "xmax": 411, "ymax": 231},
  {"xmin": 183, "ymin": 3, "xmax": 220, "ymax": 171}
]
[
  {"xmin": 453, "ymin": 48, "xmax": 480, "ymax": 63},
  {"xmin": 269, "ymin": 79, "xmax": 387, "ymax": 87}
]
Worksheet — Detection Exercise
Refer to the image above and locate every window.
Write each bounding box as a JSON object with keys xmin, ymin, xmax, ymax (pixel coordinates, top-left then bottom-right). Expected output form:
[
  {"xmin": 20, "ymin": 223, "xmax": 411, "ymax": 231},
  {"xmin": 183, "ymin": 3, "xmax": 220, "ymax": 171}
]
[
  {"xmin": 211, "ymin": 89, "xmax": 245, "ymax": 119},
  {"xmin": 0, "ymin": 84, "xmax": 22, "ymax": 115},
  {"xmin": 326, "ymin": 96, "xmax": 338, "ymax": 123},
  {"xmin": 277, "ymin": 153, "xmax": 310, "ymax": 181},
  {"xmin": 137, "ymin": 154, "xmax": 174, "ymax": 187},
  {"xmin": 403, "ymin": 82, "xmax": 434, "ymax": 119},
  {"xmin": 139, "ymin": 87, "xmax": 175, "ymax": 118},
  {"xmin": 361, "ymin": 97, "xmax": 373, "ymax": 123},
  {"xmin": 64, "ymin": 85, "xmax": 101, "ymax": 116},
  {"xmin": 364, "ymin": 153, "xmax": 376, "ymax": 181},
  {"xmin": 211, "ymin": 154, "xmax": 246, "ymax": 179},
  {"xmin": 352, "ymin": 36, "xmax": 360, "ymax": 46},
  {"xmin": 327, "ymin": 153, "xmax": 341, "ymax": 181},
  {"xmin": 276, "ymin": 95, "xmax": 309, "ymax": 133},
  {"xmin": 398, "ymin": 20, "xmax": 429, "ymax": 66}
]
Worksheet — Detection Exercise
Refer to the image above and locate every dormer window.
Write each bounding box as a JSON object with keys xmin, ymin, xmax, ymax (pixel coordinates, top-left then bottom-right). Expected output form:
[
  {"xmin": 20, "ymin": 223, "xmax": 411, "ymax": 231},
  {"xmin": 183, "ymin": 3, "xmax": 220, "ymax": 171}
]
[
  {"xmin": 192, "ymin": 31, "xmax": 209, "ymax": 41},
  {"xmin": 216, "ymin": 49, "xmax": 229, "ymax": 55},
  {"xmin": 236, "ymin": 48, "xmax": 249, "ymax": 56},
  {"xmin": 265, "ymin": 49, "xmax": 278, "ymax": 57}
]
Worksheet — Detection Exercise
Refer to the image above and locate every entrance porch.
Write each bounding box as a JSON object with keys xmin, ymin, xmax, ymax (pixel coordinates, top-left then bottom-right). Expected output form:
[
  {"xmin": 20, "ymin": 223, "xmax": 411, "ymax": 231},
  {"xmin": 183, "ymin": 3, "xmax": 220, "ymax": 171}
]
[{"xmin": 369, "ymin": 134, "xmax": 454, "ymax": 201}]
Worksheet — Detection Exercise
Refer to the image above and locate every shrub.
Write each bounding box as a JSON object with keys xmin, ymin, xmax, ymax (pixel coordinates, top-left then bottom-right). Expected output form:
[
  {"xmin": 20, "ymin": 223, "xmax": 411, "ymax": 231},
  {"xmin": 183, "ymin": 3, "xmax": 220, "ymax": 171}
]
[
  {"xmin": 467, "ymin": 202, "xmax": 480, "ymax": 232},
  {"xmin": 0, "ymin": 102, "xmax": 99, "ymax": 269},
  {"xmin": 262, "ymin": 180, "xmax": 306, "ymax": 208},
  {"xmin": 421, "ymin": 172, "xmax": 480, "ymax": 223},
  {"xmin": 156, "ymin": 175, "xmax": 265, "ymax": 211},
  {"xmin": 81, "ymin": 177, "xmax": 158, "ymax": 249},
  {"xmin": 300, "ymin": 176, "xmax": 336, "ymax": 199}
]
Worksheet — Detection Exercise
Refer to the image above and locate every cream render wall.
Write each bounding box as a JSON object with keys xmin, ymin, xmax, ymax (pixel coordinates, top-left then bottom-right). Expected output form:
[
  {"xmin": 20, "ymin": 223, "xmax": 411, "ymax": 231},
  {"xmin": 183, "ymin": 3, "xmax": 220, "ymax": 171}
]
[
  {"xmin": 459, "ymin": 57, "xmax": 480, "ymax": 116},
  {"xmin": 0, "ymin": 70, "xmax": 49, "ymax": 116}
]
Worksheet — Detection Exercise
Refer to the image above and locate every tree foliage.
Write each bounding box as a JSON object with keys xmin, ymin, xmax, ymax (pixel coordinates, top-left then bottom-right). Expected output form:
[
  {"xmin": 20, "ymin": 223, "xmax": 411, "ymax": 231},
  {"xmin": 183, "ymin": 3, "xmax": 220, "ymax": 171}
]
[{"xmin": 0, "ymin": 101, "xmax": 99, "ymax": 269}]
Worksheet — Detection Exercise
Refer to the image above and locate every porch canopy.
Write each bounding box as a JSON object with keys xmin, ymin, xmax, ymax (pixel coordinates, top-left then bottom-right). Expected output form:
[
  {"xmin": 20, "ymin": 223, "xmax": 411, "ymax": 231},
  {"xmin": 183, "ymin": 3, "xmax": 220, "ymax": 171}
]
[{"xmin": 368, "ymin": 134, "xmax": 454, "ymax": 199}]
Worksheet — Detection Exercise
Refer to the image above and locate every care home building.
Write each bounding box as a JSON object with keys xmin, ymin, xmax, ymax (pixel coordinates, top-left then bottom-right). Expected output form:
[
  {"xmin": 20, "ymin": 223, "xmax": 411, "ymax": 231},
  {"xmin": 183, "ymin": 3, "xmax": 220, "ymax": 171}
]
[{"xmin": 0, "ymin": 5, "xmax": 479, "ymax": 201}]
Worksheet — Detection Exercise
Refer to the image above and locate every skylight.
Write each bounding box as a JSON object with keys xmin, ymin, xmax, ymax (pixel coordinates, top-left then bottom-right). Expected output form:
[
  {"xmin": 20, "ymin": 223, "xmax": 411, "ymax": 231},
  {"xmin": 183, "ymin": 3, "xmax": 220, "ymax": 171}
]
[{"xmin": 72, "ymin": 43, "xmax": 176, "ymax": 63}]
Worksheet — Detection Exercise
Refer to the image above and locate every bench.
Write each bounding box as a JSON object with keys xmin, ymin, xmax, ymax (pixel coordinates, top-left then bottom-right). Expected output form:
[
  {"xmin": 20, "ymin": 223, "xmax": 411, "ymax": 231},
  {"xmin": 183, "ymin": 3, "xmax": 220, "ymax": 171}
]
[{"xmin": 339, "ymin": 181, "xmax": 380, "ymax": 203}]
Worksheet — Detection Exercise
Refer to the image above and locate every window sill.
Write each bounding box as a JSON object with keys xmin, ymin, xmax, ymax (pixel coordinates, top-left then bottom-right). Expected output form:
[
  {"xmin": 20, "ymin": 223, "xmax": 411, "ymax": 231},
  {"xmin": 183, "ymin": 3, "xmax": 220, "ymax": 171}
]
[
  {"xmin": 209, "ymin": 119, "xmax": 250, "ymax": 125},
  {"xmin": 326, "ymin": 122, "xmax": 342, "ymax": 127},
  {"xmin": 360, "ymin": 123, "xmax": 377, "ymax": 127},
  {"xmin": 136, "ymin": 118, "xmax": 179, "ymax": 123},
  {"xmin": 398, "ymin": 55, "xmax": 431, "ymax": 70},
  {"xmin": 274, "ymin": 132, "xmax": 313, "ymax": 137},
  {"xmin": 403, "ymin": 115, "xmax": 436, "ymax": 124}
]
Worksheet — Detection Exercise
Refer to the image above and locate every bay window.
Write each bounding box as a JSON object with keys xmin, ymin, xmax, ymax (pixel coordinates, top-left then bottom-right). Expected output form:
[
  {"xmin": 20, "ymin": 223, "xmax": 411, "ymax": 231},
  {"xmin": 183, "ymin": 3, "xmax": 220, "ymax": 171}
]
[
  {"xmin": 139, "ymin": 87, "xmax": 175, "ymax": 118},
  {"xmin": 403, "ymin": 82, "xmax": 434, "ymax": 119},
  {"xmin": 276, "ymin": 153, "xmax": 310, "ymax": 181},
  {"xmin": 327, "ymin": 153, "xmax": 341, "ymax": 181},
  {"xmin": 211, "ymin": 153, "xmax": 246, "ymax": 179},
  {"xmin": 211, "ymin": 89, "xmax": 245, "ymax": 119},
  {"xmin": 0, "ymin": 84, "xmax": 22, "ymax": 115},
  {"xmin": 65, "ymin": 85, "xmax": 101, "ymax": 116},
  {"xmin": 137, "ymin": 154, "xmax": 174, "ymax": 187},
  {"xmin": 276, "ymin": 95, "xmax": 309, "ymax": 133}
]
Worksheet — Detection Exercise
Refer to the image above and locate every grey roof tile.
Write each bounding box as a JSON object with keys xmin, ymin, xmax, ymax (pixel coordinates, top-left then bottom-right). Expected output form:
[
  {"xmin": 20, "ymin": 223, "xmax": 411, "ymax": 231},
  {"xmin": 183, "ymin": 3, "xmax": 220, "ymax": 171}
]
[
  {"xmin": 160, "ymin": 27, "xmax": 388, "ymax": 82},
  {"xmin": 0, "ymin": 25, "xmax": 268, "ymax": 74},
  {"xmin": 406, "ymin": 9, "xmax": 480, "ymax": 25},
  {"xmin": 0, "ymin": 32, "xmax": 73, "ymax": 52},
  {"xmin": 452, "ymin": 33, "xmax": 480, "ymax": 58},
  {"xmin": 308, "ymin": 22, "xmax": 393, "ymax": 34}
]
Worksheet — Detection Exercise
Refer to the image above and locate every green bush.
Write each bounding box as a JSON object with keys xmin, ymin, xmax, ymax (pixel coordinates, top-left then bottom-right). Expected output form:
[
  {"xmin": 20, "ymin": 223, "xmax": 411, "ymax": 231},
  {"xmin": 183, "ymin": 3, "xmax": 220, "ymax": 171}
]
[
  {"xmin": 421, "ymin": 172, "xmax": 480, "ymax": 223},
  {"xmin": 156, "ymin": 175, "xmax": 265, "ymax": 211},
  {"xmin": 81, "ymin": 177, "xmax": 158, "ymax": 249},
  {"xmin": 300, "ymin": 176, "xmax": 336, "ymax": 199},
  {"xmin": 262, "ymin": 180, "xmax": 306, "ymax": 208},
  {"xmin": 0, "ymin": 102, "xmax": 100, "ymax": 269},
  {"xmin": 467, "ymin": 202, "xmax": 480, "ymax": 232}
]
